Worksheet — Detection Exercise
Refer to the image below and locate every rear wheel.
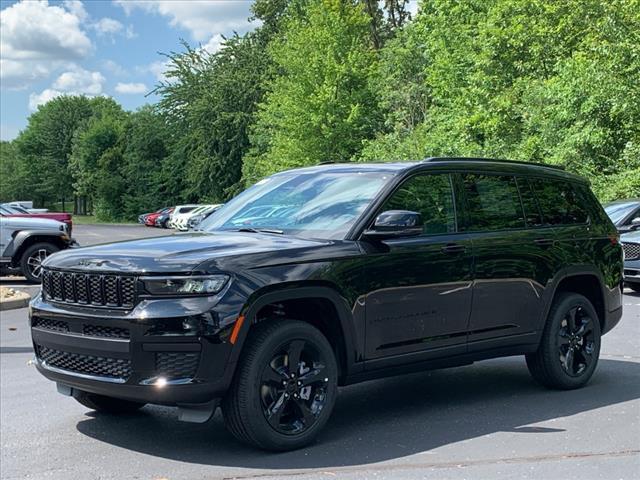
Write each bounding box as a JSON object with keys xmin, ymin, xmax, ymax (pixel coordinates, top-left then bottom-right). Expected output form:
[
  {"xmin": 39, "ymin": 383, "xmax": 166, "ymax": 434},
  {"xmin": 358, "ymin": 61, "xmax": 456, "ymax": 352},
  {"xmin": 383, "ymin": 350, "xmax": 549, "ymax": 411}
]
[
  {"xmin": 526, "ymin": 293, "xmax": 601, "ymax": 390},
  {"xmin": 628, "ymin": 283, "xmax": 640, "ymax": 293},
  {"xmin": 73, "ymin": 390, "xmax": 146, "ymax": 414},
  {"xmin": 20, "ymin": 242, "xmax": 59, "ymax": 283},
  {"xmin": 222, "ymin": 320, "xmax": 338, "ymax": 451}
]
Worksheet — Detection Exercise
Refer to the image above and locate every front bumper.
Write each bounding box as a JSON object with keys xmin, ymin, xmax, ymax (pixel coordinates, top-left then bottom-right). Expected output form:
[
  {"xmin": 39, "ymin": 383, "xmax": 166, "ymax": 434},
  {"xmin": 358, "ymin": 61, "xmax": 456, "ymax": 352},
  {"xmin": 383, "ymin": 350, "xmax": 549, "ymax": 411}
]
[{"xmin": 29, "ymin": 293, "xmax": 240, "ymax": 405}]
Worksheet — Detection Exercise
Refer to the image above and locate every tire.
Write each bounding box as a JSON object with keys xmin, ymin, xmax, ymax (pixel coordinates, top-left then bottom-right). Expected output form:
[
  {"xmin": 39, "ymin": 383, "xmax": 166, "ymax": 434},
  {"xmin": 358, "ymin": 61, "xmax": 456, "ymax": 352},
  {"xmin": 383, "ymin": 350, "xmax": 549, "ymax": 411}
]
[
  {"xmin": 73, "ymin": 390, "xmax": 146, "ymax": 414},
  {"xmin": 20, "ymin": 242, "xmax": 59, "ymax": 283},
  {"xmin": 526, "ymin": 292, "xmax": 601, "ymax": 390},
  {"xmin": 222, "ymin": 320, "xmax": 338, "ymax": 451},
  {"xmin": 628, "ymin": 283, "xmax": 640, "ymax": 293}
]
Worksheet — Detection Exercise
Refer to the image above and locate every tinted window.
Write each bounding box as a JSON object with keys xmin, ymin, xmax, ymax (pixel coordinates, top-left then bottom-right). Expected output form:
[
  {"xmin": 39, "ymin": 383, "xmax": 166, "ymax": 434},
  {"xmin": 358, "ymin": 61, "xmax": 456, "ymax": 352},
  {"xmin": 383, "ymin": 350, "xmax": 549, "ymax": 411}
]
[
  {"xmin": 530, "ymin": 178, "xmax": 588, "ymax": 225},
  {"xmin": 461, "ymin": 174, "xmax": 525, "ymax": 231},
  {"xmin": 516, "ymin": 177, "xmax": 543, "ymax": 227},
  {"xmin": 381, "ymin": 173, "xmax": 456, "ymax": 234}
]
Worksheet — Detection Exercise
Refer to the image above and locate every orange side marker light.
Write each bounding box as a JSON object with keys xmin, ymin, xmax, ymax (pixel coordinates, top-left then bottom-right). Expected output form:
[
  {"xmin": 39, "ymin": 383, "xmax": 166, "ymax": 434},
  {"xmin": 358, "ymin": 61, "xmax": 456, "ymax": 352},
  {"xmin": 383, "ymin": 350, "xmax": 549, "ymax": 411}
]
[{"xmin": 229, "ymin": 315, "xmax": 245, "ymax": 344}]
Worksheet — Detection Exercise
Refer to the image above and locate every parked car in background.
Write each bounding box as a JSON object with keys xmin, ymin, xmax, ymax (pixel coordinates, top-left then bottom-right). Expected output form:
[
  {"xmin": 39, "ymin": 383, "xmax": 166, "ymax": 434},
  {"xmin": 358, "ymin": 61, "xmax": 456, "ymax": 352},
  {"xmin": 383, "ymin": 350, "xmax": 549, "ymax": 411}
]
[
  {"xmin": 188, "ymin": 204, "xmax": 223, "ymax": 230},
  {"xmin": 604, "ymin": 199, "xmax": 640, "ymax": 233},
  {"xmin": 1, "ymin": 204, "xmax": 73, "ymax": 236},
  {"xmin": 621, "ymin": 231, "xmax": 640, "ymax": 293},
  {"xmin": 0, "ymin": 214, "xmax": 75, "ymax": 283},
  {"xmin": 168, "ymin": 205, "xmax": 199, "ymax": 229},
  {"xmin": 30, "ymin": 158, "xmax": 623, "ymax": 451},
  {"xmin": 173, "ymin": 205, "xmax": 219, "ymax": 231},
  {"xmin": 145, "ymin": 207, "xmax": 173, "ymax": 228},
  {"xmin": 155, "ymin": 210, "xmax": 174, "ymax": 229},
  {"xmin": 6, "ymin": 201, "xmax": 49, "ymax": 213}
]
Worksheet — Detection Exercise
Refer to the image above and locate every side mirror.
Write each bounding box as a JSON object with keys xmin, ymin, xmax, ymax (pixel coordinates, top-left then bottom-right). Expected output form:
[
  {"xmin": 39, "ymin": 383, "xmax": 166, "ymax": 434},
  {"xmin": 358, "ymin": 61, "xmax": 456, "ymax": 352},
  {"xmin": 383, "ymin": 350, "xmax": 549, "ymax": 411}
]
[
  {"xmin": 630, "ymin": 217, "xmax": 640, "ymax": 230},
  {"xmin": 363, "ymin": 210, "xmax": 423, "ymax": 240}
]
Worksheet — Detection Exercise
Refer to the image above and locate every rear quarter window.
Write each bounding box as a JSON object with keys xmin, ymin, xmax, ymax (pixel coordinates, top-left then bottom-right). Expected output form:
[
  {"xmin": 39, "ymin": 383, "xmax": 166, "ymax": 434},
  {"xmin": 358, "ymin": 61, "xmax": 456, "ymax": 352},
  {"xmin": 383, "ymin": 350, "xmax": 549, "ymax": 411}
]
[{"xmin": 529, "ymin": 178, "xmax": 589, "ymax": 225}]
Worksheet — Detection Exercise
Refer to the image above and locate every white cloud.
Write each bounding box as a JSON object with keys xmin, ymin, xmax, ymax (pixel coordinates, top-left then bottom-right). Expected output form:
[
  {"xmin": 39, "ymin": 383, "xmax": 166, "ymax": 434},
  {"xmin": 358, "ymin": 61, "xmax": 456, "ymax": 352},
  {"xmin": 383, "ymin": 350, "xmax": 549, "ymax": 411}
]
[
  {"xmin": 115, "ymin": 82, "xmax": 147, "ymax": 94},
  {"xmin": 202, "ymin": 34, "xmax": 225, "ymax": 54},
  {"xmin": 93, "ymin": 17, "xmax": 124, "ymax": 35},
  {"xmin": 125, "ymin": 24, "xmax": 137, "ymax": 39},
  {"xmin": 52, "ymin": 68, "xmax": 105, "ymax": 95},
  {"xmin": 114, "ymin": 0, "xmax": 255, "ymax": 41},
  {"xmin": 29, "ymin": 66, "xmax": 106, "ymax": 110},
  {"xmin": 0, "ymin": 0, "xmax": 92, "ymax": 88},
  {"xmin": 142, "ymin": 60, "xmax": 171, "ymax": 83},
  {"xmin": 62, "ymin": 0, "xmax": 88, "ymax": 22},
  {"xmin": 102, "ymin": 59, "xmax": 127, "ymax": 76}
]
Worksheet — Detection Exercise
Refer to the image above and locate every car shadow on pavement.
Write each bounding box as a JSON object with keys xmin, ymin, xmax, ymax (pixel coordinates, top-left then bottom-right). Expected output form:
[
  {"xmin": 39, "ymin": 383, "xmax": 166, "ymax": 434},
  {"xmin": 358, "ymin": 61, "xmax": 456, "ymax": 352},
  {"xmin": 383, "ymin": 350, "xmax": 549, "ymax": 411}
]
[{"xmin": 75, "ymin": 357, "xmax": 640, "ymax": 470}]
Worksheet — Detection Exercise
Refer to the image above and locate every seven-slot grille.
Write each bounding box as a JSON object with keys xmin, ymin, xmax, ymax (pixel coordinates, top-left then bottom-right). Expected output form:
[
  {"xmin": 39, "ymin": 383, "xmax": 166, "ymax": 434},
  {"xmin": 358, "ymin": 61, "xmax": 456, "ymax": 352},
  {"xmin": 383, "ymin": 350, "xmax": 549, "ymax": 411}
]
[
  {"xmin": 623, "ymin": 242, "xmax": 640, "ymax": 261},
  {"xmin": 42, "ymin": 269, "xmax": 137, "ymax": 308}
]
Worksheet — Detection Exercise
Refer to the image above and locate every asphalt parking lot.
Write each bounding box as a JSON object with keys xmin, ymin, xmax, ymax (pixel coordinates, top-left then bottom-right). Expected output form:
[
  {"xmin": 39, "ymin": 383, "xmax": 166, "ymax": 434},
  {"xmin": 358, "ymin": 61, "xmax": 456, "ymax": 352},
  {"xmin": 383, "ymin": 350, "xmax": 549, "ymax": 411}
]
[{"xmin": 1, "ymin": 225, "xmax": 639, "ymax": 480}]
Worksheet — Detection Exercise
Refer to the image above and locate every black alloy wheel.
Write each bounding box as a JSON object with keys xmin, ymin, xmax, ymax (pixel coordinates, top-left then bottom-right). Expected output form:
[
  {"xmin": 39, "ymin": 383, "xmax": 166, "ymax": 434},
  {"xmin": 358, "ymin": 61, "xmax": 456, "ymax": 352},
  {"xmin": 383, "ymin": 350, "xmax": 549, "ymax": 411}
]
[
  {"xmin": 526, "ymin": 292, "xmax": 601, "ymax": 390},
  {"xmin": 260, "ymin": 339, "xmax": 330, "ymax": 435},
  {"xmin": 222, "ymin": 320, "xmax": 338, "ymax": 451},
  {"xmin": 557, "ymin": 305, "xmax": 596, "ymax": 377}
]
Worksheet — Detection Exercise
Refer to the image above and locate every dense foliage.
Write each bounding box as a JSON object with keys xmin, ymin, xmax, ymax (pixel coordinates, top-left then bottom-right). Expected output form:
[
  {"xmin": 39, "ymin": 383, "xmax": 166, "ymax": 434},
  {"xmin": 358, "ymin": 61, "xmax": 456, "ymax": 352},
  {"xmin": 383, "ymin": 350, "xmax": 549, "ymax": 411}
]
[{"xmin": 1, "ymin": 0, "xmax": 637, "ymax": 220}]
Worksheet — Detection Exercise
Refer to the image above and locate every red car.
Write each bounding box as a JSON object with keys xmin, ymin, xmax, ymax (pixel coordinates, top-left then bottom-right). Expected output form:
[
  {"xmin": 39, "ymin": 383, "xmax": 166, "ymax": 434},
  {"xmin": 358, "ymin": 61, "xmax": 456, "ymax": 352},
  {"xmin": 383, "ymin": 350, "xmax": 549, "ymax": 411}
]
[
  {"xmin": 1, "ymin": 204, "xmax": 73, "ymax": 235},
  {"xmin": 145, "ymin": 207, "xmax": 173, "ymax": 227}
]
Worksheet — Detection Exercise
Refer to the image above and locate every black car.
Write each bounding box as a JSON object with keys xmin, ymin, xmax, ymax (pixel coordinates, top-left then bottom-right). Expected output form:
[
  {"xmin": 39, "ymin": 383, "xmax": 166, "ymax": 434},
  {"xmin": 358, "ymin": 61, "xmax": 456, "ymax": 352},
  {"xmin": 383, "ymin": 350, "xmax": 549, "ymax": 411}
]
[
  {"xmin": 30, "ymin": 158, "xmax": 623, "ymax": 451},
  {"xmin": 604, "ymin": 199, "xmax": 640, "ymax": 233}
]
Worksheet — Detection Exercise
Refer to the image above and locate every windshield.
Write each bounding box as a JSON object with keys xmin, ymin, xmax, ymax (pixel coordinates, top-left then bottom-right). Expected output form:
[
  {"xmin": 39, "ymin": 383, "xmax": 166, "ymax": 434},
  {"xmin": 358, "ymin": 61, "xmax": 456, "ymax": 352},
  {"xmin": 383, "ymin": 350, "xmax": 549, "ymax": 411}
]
[
  {"xmin": 200, "ymin": 170, "xmax": 393, "ymax": 239},
  {"xmin": 604, "ymin": 202, "xmax": 639, "ymax": 224}
]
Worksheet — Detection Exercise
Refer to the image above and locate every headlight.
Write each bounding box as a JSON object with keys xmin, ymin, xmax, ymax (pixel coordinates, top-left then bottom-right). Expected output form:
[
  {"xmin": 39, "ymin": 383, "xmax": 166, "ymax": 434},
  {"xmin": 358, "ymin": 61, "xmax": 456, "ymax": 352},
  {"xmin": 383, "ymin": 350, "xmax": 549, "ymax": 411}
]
[{"xmin": 141, "ymin": 275, "xmax": 229, "ymax": 296}]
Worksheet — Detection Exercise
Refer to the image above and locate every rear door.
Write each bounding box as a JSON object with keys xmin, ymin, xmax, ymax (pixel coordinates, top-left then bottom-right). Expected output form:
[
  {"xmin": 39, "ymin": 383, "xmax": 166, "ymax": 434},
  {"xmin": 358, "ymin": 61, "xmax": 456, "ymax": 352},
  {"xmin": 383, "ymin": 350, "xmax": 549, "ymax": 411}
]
[{"xmin": 458, "ymin": 173, "xmax": 554, "ymax": 348}]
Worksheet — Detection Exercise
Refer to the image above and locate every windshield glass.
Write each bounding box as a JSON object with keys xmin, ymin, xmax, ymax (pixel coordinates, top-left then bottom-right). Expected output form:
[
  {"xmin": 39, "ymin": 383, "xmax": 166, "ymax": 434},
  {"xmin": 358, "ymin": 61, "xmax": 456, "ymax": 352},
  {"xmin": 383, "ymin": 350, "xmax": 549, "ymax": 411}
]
[
  {"xmin": 200, "ymin": 170, "xmax": 393, "ymax": 239},
  {"xmin": 604, "ymin": 202, "xmax": 638, "ymax": 224}
]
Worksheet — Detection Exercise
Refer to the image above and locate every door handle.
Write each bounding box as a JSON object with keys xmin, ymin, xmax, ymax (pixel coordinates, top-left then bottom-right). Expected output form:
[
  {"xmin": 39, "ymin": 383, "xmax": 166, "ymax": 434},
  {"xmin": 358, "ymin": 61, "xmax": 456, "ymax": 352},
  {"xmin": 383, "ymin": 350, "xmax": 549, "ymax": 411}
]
[
  {"xmin": 441, "ymin": 243, "xmax": 466, "ymax": 254},
  {"xmin": 534, "ymin": 238, "xmax": 555, "ymax": 246}
]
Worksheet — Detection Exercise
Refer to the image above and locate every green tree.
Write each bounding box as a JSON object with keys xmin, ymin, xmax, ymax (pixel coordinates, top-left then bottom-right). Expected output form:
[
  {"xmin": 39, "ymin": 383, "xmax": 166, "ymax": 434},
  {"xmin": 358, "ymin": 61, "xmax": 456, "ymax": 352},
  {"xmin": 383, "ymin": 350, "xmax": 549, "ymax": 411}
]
[{"xmin": 243, "ymin": 0, "xmax": 382, "ymax": 184}]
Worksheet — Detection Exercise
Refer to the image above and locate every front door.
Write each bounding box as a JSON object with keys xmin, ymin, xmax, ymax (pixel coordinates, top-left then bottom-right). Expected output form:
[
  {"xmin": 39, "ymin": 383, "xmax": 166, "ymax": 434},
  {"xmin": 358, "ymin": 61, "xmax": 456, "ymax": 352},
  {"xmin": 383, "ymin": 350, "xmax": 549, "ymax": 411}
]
[{"xmin": 362, "ymin": 172, "xmax": 473, "ymax": 362}]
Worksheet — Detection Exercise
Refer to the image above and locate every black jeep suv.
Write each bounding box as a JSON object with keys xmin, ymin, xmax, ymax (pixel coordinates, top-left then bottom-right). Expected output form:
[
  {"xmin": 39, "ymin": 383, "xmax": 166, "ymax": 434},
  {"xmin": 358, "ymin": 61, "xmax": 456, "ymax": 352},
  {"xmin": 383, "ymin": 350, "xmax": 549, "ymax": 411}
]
[{"xmin": 30, "ymin": 158, "xmax": 623, "ymax": 451}]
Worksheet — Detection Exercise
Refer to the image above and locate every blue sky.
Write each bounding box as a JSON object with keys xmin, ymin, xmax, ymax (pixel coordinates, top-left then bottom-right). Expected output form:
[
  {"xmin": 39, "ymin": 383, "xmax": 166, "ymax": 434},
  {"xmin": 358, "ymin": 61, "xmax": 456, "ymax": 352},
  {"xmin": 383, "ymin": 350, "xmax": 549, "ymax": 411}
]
[{"xmin": 0, "ymin": 0, "xmax": 259, "ymax": 140}]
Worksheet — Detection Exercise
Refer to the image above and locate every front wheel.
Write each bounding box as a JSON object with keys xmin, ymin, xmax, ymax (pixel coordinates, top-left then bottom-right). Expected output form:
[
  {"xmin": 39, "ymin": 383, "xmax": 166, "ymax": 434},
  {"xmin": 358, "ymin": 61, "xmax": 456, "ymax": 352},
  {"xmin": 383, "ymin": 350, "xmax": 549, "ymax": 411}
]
[
  {"xmin": 526, "ymin": 293, "xmax": 601, "ymax": 390},
  {"xmin": 73, "ymin": 390, "xmax": 146, "ymax": 413},
  {"xmin": 222, "ymin": 320, "xmax": 338, "ymax": 451},
  {"xmin": 20, "ymin": 243, "xmax": 59, "ymax": 283}
]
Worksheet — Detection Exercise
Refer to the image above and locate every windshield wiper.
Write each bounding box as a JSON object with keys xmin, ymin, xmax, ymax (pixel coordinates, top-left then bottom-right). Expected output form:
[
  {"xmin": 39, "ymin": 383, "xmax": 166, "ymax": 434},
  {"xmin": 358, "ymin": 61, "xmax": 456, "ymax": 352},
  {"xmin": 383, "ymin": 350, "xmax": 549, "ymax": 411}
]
[{"xmin": 235, "ymin": 227, "xmax": 284, "ymax": 235}]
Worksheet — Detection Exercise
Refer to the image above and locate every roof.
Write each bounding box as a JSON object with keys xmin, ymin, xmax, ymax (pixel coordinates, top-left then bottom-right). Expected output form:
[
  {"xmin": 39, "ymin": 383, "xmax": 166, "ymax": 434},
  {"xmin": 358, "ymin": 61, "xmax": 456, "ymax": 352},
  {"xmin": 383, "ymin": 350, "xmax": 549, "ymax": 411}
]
[{"xmin": 280, "ymin": 157, "xmax": 586, "ymax": 182}]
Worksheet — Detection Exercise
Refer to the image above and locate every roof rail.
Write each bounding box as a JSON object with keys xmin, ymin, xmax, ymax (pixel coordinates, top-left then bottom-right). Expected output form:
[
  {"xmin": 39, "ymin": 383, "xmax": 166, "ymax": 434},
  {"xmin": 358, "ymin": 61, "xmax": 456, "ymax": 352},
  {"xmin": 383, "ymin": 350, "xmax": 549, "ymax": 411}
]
[{"xmin": 422, "ymin": 157, "xmax": 566, "ymax": 171}]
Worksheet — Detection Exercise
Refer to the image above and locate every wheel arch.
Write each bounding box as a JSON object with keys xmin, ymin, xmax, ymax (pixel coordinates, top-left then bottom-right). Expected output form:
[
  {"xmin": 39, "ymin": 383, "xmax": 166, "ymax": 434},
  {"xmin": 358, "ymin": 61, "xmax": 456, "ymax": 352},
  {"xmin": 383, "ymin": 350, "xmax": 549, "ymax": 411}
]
[
  {"xmin": 545, "ymin": 268, "xmax": 606, "ymax": 333},
  {"xmin": 232, "ymin": 285, "xmax": 360, "ymax": 383},
  {"xmin": 11, "ymin": 231, "xmax": 66, "ymax": 266}
]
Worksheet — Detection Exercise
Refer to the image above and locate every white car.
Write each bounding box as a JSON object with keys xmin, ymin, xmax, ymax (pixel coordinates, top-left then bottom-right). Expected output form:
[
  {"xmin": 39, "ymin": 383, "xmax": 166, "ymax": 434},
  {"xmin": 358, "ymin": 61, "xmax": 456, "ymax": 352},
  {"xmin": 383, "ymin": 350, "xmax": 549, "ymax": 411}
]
[
  {"xmin": 168, "ymin": 205, "xmax": 200, "ymax": 230},
  {"xmin": 173, "ymin": 205, "xmax": 217, "ymax": 231}
]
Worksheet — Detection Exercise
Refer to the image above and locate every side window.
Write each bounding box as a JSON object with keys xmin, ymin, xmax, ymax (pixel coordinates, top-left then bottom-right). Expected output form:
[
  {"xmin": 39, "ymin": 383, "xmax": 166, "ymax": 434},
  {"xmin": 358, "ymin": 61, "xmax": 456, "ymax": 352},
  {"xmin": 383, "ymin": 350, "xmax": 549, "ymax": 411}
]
[
  {"xmin": 381, "ymin": 173, "xmax": 456, "ymax": 234},
  {"xmin": 516, "ymin": 177, "xmax": 543, "ymax": 227},
  {"xmin": 530, "ymin": 178, "xmax": 588, "ymax": 225},
  {"xmin": 460, "ymin": 174, "xmax": 525, "ymax": 231}
]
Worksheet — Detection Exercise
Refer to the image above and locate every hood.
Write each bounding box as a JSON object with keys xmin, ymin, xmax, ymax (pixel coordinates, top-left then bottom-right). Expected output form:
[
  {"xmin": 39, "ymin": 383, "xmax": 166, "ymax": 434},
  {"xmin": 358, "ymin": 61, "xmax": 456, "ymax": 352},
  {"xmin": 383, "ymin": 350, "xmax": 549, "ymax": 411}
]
[
  {"xmin": 43, "ymin": 230, "xmax": 329, "ymax": 273},
  {"xmin": 1, "ymin": 216, "xmax": 64, "ymax": 229},
  {"xmin": 621, "ymin": 231, "xmax": 640, "ymax": 243}
]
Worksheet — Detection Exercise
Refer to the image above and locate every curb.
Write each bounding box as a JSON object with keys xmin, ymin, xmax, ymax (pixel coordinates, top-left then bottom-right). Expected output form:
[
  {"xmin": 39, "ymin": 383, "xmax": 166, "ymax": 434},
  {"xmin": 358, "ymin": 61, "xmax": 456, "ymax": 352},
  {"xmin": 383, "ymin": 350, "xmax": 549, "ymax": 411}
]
[{"xmin": 0, "ymin": 293, "xmax": 31, "ymax": 311}]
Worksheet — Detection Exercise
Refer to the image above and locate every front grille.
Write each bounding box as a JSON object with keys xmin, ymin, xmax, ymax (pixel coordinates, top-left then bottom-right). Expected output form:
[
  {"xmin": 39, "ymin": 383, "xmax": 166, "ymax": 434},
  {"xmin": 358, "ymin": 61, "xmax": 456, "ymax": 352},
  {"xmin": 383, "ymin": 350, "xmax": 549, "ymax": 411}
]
[
  {"xmin": 35, "ymin": 345, "xmax": 131, "ymax": 380},
  {"xmin": 623, "ymin": 242, "xmax": 640, "ymax": 261},
  {"xmin": 42, "ymin": 270, "xmax": 137, "ymax": 308},
  {"xmin": 155, "ymin": 352, "xmax": 200, "ymax": 379},
  {"xmin": 32, "ymin": 317, "xmax": 69, "ymax": 333},
  {"xmin": 82, "ymin": 324, "xmax": 130, "ymax": 339}
]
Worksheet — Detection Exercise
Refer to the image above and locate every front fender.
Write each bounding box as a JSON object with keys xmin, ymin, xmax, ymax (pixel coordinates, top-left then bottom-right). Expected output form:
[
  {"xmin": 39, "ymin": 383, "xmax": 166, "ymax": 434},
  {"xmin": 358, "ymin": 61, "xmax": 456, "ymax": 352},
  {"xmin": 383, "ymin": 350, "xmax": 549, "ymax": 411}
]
[{"xmin": 8, "ymin": 230, "xmax": 69, "ymax": 262}]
